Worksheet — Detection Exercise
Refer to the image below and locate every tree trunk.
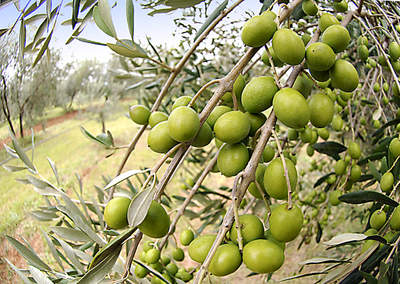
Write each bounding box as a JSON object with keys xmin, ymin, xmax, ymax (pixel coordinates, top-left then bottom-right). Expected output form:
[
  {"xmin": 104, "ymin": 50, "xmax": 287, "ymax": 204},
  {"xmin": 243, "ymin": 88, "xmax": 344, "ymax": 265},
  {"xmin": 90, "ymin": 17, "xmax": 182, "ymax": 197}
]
[
  {"xmin": 68, "ymin": 91, "xmax": 77, "ymax": 111},
  {"xmin": 19, "ymin": 110, "xmax": 24, "ymax": 138},
  {"xmin": 0, "ymin": 76, "xmax": 16, "ymax": 135},
  {"xmin": 100, "ymin": 112, "xmax": 106, "ymax": 133}
]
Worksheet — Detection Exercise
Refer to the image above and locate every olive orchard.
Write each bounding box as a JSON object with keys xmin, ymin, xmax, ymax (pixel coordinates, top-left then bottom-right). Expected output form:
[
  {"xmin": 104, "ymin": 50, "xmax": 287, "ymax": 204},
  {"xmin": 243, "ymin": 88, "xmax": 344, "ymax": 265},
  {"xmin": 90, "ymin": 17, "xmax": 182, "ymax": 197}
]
[{"xmin": 2, "ymin": 0, "xmax": 400, "ymax": 283}]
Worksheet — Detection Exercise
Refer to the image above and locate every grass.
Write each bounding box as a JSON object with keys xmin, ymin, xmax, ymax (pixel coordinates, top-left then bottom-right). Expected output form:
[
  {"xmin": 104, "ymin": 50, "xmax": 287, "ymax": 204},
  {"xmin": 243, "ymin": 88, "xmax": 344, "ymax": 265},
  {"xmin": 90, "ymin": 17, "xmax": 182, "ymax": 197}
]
[{"xmin": 0, "ymin": 101, "xmax": 153, "ymax": 236}]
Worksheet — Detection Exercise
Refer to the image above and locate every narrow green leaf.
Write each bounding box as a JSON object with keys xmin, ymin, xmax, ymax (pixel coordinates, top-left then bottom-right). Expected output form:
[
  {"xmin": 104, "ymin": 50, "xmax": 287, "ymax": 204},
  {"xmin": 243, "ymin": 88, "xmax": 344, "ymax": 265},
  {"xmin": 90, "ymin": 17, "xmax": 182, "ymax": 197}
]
[
  {"xmin": 373, "ymin": 118, "xmax": 400, "ymax": 138},
  {"xmin": 103, "ymin": 169, "xmax": 149, "ymax": 190},
  {"xmin": 280, "ymin": 271, "xmax": 327, "ymax": 281},
  {"xmin": 368, "ymin": 161, "xmax": 381, "ymax": 181},
  {"xmin": 46, "ymin": 0, "xmax": 51, "ymax": 21},
  {"xmin": 324, "ymin": 233, "xmax": 386, "ymax": 247},
  {"xmin": 314, "ymin": 172, "xmax": 335, "ymax": 188},
  {"xmin": 0, "ymin": 28, "xmax": 8, "ymax": 38},
  {"xmin": 24, "ymin": 14, "xmax": 47, "ymax": 25},
  {"xmin": 32, "ymin": 30, "xmax": 53, "ymax": 68},
  {"xmin": 6, "ymin": 236, "xmax": 51, "ymax": 271},
  {"xmin": 193, "ymin": 0, "xmax": 228, "ymax": 41},
  {"xmin": 41, "ymin": 230, "xmax": 64, "ymax": 270},
  {"xmin": 89, "ymin": 227, "xmax": 135, "ymax": 269},
  {"xmin": 339, "ymin": 191, "xmax": 398, "ymax": 207},
  {"xmin": 96, "ymin": 0, "xmax": 117, "ymax": 38},
  {"xmin": 26, "ymin": 175, "xmax": 61, "ymax": 196},
  {"xmin": 4, "ymin": 258, "xmax": 33, "ymax": 284},
  {"xmin": 93, "ymin": 6, "xmax": 113, "ymax": 37},
  {"xmin": 107, "ymin": 39, "xmax": 148, "ymax": 58},
  {"xmin": 126, "ymin": 0, "xmax": 134, "ymax": 41},
  {"xmin": 164, "ymin": 0, "xmax": 204, "ymax": 8},
  {"xmin": 134, "ymin": 260, "xmax": 172, "ymax": 283},
  {"xmin": 47, "ymin": 158, "xmax": 60, "ymax": 185},
  {"xmin": 125, "ymin": 80, "xmax": 149, "ymax": 90},
  {"xmin": 74, "ymin": 37, "xmax": 107, "ymax": 46},
  {"xmin": 60, "ymin": 194, "xmax": 107, "ymax": 246},
  {"xmin": 31, "ymin": 4, "xmax": 58, "ymax": 48},
  {"xmin": 3, "ymin": 165, "xmax": 28, "ymax": 172},
  {"xmin": 260, "ymin": 0, "xmax": 274, "ymax": 13},
  {"xmin": 29, "ymin": 265, "xmax": 52, "ymax": 284},
  {"xmin": 78, "ymin": 246, "xmax": 121, "ymax": 284},
  {"xmin": 313, "ymin": 141, "xmax": 347, "ymax": 161},
  {"xmin": 80, "ymin": 126, "xmax": 110, "ymax": 146},
  {"xmin": 30, "ymin": 210, "xmax": 58, "ymax": 221},
  {"xmin": 81, "ymin": 0, "xmax": 96, "ymax": 11},
  {"xmin": 128, "ymin": 187, "xmax": 156, "ymax": 227},
  {"xmin": 19, "ymin": 18, "xmax": 26, "ymax": 61},
  {"xmin": 3, "ymin": 144, "xmax": 19, "ymax": 158},
  {"xmin": 66, "ymin": 5, "xmax": 94, "ymax": 44},
  {"xmin": 147, "ymin": 7, "xmax": 177, "ymax": 16},
  {"xmin": 300, "ymin": 257, "xmax": 349, "ymax": 265},
  {"xmin": 59, "ymin": 239, "xmax": 85, "ymax": 273},
  {"xmin": 23, "ymin": 0, "xmax": 46, "ymax": 17},
  {"xmin": 9, "ymin": 132, "xmax": 35, "ymax": 171},
  {"xmin": 72, "ymin": 0, "xmax": 80, "ymax": 28},
  {"xmin": 51, "ymin": 227, "xmax": 91, "ymax": 243}
]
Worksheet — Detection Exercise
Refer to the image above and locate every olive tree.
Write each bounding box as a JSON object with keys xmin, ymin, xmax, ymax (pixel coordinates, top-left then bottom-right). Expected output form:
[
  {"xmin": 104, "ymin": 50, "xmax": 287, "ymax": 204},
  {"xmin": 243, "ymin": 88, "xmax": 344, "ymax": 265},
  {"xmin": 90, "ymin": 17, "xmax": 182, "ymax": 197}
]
[{"xmin": 3, "ymin": 0, "xmax": 400, "ymax": 283}]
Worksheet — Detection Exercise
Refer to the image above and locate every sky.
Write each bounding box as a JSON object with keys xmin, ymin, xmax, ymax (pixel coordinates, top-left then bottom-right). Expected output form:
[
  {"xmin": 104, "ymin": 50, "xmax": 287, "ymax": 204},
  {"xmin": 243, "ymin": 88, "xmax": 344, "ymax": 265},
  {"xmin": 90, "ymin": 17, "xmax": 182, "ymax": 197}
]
[{"xmin": 0, "ymin": 0, "xmax": 261, "ymax": 63}]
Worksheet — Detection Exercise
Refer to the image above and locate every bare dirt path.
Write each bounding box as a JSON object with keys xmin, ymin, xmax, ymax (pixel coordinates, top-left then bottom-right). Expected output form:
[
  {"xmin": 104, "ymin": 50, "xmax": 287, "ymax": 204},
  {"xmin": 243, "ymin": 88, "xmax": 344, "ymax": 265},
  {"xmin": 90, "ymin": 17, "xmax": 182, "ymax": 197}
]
[{"xmin": 0, "ymin": 109, "xmax": 82, "ymax": 150}]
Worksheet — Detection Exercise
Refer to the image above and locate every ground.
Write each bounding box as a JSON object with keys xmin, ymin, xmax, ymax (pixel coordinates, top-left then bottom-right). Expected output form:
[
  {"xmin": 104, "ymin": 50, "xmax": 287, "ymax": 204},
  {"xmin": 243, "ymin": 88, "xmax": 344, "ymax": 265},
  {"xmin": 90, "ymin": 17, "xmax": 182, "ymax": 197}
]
[{"xmin": 0, "ymin": 103, "xmax": 358, "ymax": 283}]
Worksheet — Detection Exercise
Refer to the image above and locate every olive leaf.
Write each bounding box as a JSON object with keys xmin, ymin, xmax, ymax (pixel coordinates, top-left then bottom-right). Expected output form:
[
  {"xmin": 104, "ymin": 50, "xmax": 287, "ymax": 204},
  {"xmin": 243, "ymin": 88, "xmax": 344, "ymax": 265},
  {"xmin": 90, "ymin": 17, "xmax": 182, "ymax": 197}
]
[
  {"xmin": 313, "ymin": 142, "xmax": 347, "ymax": 161},
  {"xmin": 339, "ymin": 191, "xmax": 398, "ymax": 207}
]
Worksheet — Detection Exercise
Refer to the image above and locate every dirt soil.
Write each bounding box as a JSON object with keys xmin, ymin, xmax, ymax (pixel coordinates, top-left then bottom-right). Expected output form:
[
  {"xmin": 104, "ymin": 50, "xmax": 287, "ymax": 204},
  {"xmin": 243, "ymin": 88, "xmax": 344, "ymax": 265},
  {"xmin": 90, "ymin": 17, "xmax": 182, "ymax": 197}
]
[{"xmin": 0, "ymin": 109, "xmax": 81, "ymax": 150}]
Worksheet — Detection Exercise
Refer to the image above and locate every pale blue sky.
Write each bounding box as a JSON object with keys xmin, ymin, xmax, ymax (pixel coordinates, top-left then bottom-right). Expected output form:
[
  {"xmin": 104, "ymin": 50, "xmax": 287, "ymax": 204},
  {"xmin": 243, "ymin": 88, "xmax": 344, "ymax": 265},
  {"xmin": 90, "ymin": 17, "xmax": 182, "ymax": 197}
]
[{"xmin": 0, "ymin": 0, "xmax": 262, "ymax": 62}]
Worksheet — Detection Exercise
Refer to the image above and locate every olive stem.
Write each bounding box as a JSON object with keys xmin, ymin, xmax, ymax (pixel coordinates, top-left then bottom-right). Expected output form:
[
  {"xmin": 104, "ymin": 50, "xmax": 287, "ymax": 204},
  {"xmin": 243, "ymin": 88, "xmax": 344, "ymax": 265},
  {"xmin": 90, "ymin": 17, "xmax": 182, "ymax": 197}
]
[
  {"xmin": 339, "ymin": 158, "xmax": 353, "ymax": 192},
  {"xmin": 157, "ymin": 151, "xmax": 220, "ymax": 250},
  {"xmin": 255, "ymin": 181, "xmax": 271, "ymax": 225},
  {"xmin": 231, "ymin": 87, "xmax": 239, "ymax": 111},
  {"xmin": 387, "ymin": 156, "xmax": 400, "ymax": 173},
  {"xmin": 273, "ymin": 130, "xmax": 293, "ymax": 209},
  {"xmin": 242, "ymin": 55, "xmax": 261, "ymax": 75},
  {"xmin": 278, "ymin": 65, "xmax": 291, "ymax": 79},
  {"xmin": 243, "ymin": 196, "xmax": 256, "ymax": 214},
  {"xmin": 301, "ymin": 70, "xmax": 323, "ymax": 90},
  {"xmin": 108, "ymin": 0, "xmax": 246, "ymax": 201},
  {"xmin": 384, "ymin": 234, "xmax": 400, "ymax": 264},
  {"xmin": 232, "ymin": 172, "xmax": 244, "ymax": 251},
  {"xmin": 347, "ymin": 100, "xmax": 355, "ymax": 141},
  {"xmin": 189, "ymin": 79, "xmax": 221, "ymax": 107},
  {"xmin": 122, "ymin": 230, "xmax": 142, "ymax": 280},
  {"xmin": 151, "ymin": 143, "xmax": 184, "ymax": 174},
  {"xmin": 264, "ymin": 47, "xmax": 282, "ymax": 89}
]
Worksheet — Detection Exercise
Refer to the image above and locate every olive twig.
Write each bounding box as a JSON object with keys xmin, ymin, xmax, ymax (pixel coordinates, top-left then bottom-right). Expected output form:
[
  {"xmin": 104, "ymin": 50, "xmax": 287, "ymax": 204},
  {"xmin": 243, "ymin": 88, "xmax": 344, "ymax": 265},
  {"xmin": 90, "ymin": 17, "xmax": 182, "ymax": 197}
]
[
  {"xmin": 347, "ymin": 100, "xmax": 356, "ymax": 141},
  {"xmin": 273, "ymin": 130, "xmax": 293, "ymax": 209},
  {"xmin": 384, "ymin": 234, "xmax": 400, "ymax": 264},
  {"xmin": 243, "ymin": 196, "xmax": 256, "ymax": 214},
  {"xmin": 264, "ymin": 47, "xmax": 283, "ymax": 89},
  {"xmin": 232, "ymin": 172, "xmax": 245, "ymax": 251},
  {"xmin": 189, "ymin": 79, "xmax": 221, "ymax": 107},
  {"xmin": 255, "ymin": 181, "xmax": 271, "ymax": 225},
  {"xmin": 301, "ymin": 70, "xmax": 323, "ymax": 90},
  {"xmin": 158, "ymin": 151, "xmax": 220, "ymax": 250},
  {"xmin": 151, "ymin": 143, "xmax": 184, "ymax": 174},
  {"xmin": 122, "ymin": 230, "xmax": 142, "ymax": 280}
]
